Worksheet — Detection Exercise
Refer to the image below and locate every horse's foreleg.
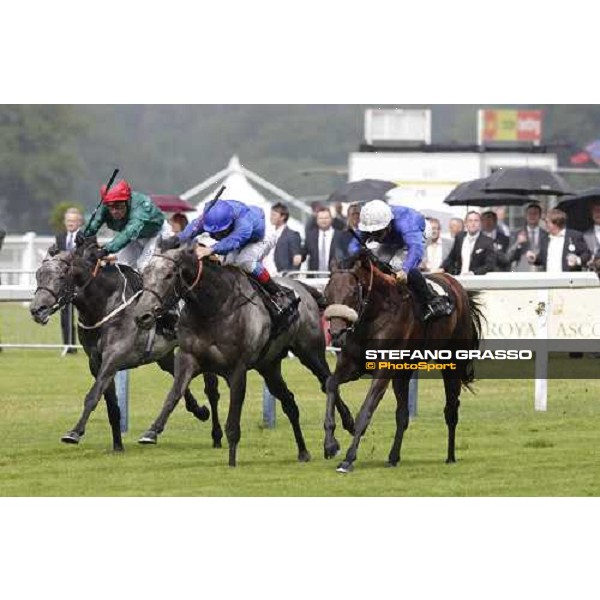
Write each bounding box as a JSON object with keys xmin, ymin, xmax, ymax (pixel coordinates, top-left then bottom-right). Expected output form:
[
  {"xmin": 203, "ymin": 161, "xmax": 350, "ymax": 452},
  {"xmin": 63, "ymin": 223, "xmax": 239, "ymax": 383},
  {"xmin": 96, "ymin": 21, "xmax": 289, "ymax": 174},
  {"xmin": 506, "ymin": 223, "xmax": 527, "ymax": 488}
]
[
  {"xmin": 386, "ymin": 376, "xmax": 411, "ymax": 467},
  {"xmin": 138, "ymin": 352, "xmax": 200, "ymax": 444},
  {"xmin": 103, "ymin": 378, "xmax": 124, "ymax": 452},
  {"xmin": 337, "ymin": 376, "xmax": 390, "ymax": 473},
  {"xmin": 259, "ymin": 362, "xmax": 310, "ymax": 463},
  {"xmin": 295, "ymin": 348, "xmax": 355, "ymax": 436},
  {"xmin": 157, "ymin": 353, "xmax": 210, "ymax": 425},
  {"xmin": 442, "ymin": 372, "xmax": 462, "ymax": 464},
  {"xmin": 324, "ymin": 354, "xmax": 361, "ymax": 460},
  {"xmin": 225, "ymin": 366, "xmax": 248, "ymax": 467},
  {"xmin": 62, "ymin": 359, "xmax": 119, "ymax": 448},
  {"xmin": 203, "ymin": 373, "xmax": 223, "ymax": 449}
]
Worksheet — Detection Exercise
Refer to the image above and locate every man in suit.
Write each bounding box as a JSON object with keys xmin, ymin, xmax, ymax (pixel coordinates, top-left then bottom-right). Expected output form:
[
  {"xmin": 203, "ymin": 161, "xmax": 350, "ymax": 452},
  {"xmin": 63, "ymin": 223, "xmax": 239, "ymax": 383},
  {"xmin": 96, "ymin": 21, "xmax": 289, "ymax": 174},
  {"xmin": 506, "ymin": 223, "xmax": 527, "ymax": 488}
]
[
  {"xmin": 583, "ymin": 201, "xmax": 600, "ymax": 260},
  {"xmin": 56, "ymin": 207, "xmax": 84, "ymax": 354},
  {"xmin": 535, "ymin": 208, "xmax": 590, "ymax": 272},
  {"xmin": 507, "ymin": 203, "xmax": 548, "ymax": 272},
  {"xmin": 269, "ymin": 202, "xmax": 302, "ymax": 274},
  {"xmin": 481, "ymin": 210, "xmax": 510, "ymax": 271},
  {"xmin": 420, "ymin": 217, "xmax": 452, "ymax": 272},
  {"xmin": 303, "ymin": 207, "xmax": 342, "ymax": 272},
  {"xmin": 442, "ymin": 211, "xmax": 496, "ymax": 275},
  {"xmin": 448, "ymin": 217, "xmax": 464, "ymax": 239},
  {"xmin": 332, "ymin": 203, "xmax": 361, "ymax": 263}
]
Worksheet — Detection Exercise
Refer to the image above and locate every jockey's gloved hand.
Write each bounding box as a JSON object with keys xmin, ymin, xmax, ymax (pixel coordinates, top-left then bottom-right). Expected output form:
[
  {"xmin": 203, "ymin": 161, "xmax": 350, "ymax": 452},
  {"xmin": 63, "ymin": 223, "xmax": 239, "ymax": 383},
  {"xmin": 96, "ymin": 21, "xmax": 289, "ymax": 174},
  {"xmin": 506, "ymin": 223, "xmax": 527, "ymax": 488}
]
[
  {"xmin": 161, "ymin": 236, "xmax": 180, "ymax": 251},
  {"xmin": 395, "ymin": 270, "xmax": 408, "ymax": 285},
  {"xmin": 96, "ymin": 247, "xmax": 109, "ymax": 259}
]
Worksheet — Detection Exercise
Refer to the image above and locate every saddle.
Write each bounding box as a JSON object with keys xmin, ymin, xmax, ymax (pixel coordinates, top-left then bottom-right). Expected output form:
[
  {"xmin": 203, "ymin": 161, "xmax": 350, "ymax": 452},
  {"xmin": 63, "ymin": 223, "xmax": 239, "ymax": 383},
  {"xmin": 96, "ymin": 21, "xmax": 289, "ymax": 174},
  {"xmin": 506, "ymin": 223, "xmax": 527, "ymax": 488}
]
[{"xmin": 247, "ymin": 278, "xmax": 301, "ymax": 337}]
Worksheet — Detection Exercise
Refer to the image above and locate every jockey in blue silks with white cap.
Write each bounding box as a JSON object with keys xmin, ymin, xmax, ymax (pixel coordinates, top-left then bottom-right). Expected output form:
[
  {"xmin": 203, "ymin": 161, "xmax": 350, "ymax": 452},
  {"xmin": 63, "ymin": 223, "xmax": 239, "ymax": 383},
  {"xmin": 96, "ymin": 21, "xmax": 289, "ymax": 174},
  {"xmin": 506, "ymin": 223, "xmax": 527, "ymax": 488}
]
[
  {"xmin": 349, "ymin": 199, "xmax": 450, "ymax": 322},
  {"xmin": 173, "ymin": 199, "xmax": 298, "ymax": 323}
]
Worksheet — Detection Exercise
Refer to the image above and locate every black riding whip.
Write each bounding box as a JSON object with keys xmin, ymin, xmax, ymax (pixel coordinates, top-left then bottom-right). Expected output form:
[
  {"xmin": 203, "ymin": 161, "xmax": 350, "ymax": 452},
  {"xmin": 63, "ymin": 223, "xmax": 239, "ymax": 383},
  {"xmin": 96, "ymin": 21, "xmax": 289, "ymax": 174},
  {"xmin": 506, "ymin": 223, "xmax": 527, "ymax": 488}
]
[
  {"xmin": 203, "ymin": 184, "xmax": 227, "ymax": 217},
  {"xmin": 82, "ymin": 168, "xmax": 119, "ymax": 236}
]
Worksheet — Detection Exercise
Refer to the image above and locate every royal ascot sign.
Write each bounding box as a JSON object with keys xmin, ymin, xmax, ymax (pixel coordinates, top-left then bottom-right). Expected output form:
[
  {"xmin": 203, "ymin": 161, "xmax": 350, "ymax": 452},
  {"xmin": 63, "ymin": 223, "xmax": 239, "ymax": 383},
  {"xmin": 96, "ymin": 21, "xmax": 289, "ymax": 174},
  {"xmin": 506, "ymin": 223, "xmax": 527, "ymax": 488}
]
[{"xmin": 477, "ymin": 288, "xmax": 600, "ymax": 340}]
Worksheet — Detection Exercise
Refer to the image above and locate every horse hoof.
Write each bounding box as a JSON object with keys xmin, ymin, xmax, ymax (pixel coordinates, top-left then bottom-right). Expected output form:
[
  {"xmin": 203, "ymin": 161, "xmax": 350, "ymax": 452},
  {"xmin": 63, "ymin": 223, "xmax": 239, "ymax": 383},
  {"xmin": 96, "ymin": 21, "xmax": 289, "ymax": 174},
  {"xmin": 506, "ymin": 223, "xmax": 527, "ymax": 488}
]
[
  {"xmin": 323, "ymin": 443, "xmax": 340, "ymax": 460},
  {"xmin": 336, "ymin": 462, "xmax": 353, "ymax": 473},
  {"xmin": 298, "ymin": 450, "xmax": 312, "ymax": 463},
  {"xmin": 195, "ymin": 406, "xmax": 210, "ymax": 422},
  {"xmin": 213, "ymin": 440, "xmax": 223, "ymax": 449},
  {"xmin": 138, "ymin": 431, "xmax": 158, "ymax": 445},
  {"xmin": 113, "ymin": 445, "xmax": 125, "ymax": 453},
  {"xmin": 385, "ymin": 460, "xmax": 398, "ymax": 468},
  {"xmin": 446, "ymin": 457, "xmax": 457, "ymax": 464},
  {"xmin": 61, "ymin": 432, "xmax": 81, "ymax": 444}
]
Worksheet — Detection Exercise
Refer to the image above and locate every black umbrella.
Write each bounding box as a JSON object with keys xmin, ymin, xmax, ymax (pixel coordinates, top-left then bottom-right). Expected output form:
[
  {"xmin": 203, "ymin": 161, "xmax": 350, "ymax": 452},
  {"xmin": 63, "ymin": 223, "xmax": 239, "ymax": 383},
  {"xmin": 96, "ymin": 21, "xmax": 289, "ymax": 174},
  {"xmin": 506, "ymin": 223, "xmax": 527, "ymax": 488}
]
[
  {"xmin": 327, "ymin": 179, "xmax": 397, "ymax": 205},
  {"xmin": 444, "ymin": 178, "xmax": 538, "ymax": 207},
  {"xmin": 557, "ymin": 188, "xmax": 600, "ymax": 231},
  {"xmin": 482, "ymin": 167, "xmax": 573, "ymax": 196}
]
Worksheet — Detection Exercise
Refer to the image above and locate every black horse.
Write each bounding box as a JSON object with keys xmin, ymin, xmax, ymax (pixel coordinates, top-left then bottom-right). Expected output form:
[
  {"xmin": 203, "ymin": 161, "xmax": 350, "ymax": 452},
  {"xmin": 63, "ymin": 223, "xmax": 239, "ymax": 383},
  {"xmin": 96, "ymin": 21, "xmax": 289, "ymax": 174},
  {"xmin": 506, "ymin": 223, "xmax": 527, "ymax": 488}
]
[
  {"xmin": 323, "ymin": 250, "xmax": 485, "ymax": 472},
  {"xmin": 134, "ymin": 246, "xmax": 355, "ymax": 467},
  {"xmin": 30, "ymin": 238, "xmax": 220, "ymax": 452}
]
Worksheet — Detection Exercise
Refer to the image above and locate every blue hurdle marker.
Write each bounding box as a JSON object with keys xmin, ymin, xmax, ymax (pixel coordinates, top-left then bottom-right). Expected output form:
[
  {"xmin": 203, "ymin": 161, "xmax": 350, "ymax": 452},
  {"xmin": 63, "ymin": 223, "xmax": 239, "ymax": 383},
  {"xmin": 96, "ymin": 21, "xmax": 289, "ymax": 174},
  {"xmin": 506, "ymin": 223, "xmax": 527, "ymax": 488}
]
[{"xmin": 115, "ymin": 370, "xmax": 129, "ymax": 433}]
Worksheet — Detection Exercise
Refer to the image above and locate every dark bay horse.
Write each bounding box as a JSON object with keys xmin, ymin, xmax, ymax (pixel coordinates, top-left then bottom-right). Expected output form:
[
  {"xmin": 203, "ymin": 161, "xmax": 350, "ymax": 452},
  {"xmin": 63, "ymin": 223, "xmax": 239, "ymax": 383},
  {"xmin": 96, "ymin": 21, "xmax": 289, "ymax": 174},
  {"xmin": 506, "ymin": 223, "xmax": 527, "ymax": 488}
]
[
  {"xmin": 134, "ymin": 246, "xmax": 355, "ymax": 467},
  {"xmin": 323, "ymin": 250, "xmax": 484, "ymax": 472},
  {"xmin": 29, "ymin": 239, "xmax": 219, "ymax": 451}
]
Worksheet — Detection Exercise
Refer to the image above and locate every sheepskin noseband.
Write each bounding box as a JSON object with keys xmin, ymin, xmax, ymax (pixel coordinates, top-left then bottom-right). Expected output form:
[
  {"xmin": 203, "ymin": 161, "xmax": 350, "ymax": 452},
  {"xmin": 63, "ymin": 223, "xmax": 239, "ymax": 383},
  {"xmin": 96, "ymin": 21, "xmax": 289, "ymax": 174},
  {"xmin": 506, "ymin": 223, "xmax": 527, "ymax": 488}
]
[{"xmin": 323, "ymin": 304, "xmax": 359, "ymax": 323}]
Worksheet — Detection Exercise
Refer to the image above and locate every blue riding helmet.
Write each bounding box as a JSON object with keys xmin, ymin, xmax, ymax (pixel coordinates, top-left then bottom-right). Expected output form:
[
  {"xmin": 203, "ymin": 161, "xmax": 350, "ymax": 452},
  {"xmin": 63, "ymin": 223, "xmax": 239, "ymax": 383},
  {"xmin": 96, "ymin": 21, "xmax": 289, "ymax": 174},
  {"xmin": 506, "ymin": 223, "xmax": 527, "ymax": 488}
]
[{"xmin": 203, "ymin": 202, "xmax": 234, "ymax": 234}]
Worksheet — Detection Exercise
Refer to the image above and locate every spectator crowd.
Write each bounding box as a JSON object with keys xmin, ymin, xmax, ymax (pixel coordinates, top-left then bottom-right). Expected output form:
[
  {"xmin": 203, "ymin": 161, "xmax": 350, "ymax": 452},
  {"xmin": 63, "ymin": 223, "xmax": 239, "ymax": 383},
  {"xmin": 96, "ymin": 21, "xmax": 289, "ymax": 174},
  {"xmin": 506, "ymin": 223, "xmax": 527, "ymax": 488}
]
[{"xmin": 264, "ymin": 200, "xmax": 600, "ymax": 278}]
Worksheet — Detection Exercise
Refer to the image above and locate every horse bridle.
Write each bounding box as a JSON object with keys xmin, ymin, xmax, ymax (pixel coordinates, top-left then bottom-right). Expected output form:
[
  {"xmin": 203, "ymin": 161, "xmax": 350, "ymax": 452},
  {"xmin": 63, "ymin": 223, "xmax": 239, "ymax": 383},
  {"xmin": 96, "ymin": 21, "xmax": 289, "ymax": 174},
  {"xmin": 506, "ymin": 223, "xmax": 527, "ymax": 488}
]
[
  {"xmin": 331, "ymin": 260, "xmax": 375, "ymax": 336},
  {"xmin": 142, "ymin": 253, "xmax": 203, "ymax": 311},
  {"xmin": 34, "ymin": 256, "xmax": 96, "ymax": 311}
]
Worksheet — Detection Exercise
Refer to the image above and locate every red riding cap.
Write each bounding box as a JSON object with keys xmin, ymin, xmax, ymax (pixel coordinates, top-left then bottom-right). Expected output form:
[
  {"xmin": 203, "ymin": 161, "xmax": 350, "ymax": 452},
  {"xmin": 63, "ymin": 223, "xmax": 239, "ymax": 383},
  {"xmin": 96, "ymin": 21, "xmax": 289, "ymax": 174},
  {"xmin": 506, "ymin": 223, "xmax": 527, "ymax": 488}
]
[{"xmin": 101, "ymin": 179, "xmax": 132, "ymax": 204}]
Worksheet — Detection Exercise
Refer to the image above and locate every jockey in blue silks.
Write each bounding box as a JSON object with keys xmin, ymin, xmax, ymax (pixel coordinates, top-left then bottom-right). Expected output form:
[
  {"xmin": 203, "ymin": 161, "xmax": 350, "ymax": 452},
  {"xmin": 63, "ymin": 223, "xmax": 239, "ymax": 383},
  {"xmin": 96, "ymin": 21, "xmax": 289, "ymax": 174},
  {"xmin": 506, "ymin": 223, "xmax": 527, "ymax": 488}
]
[
  {"xmin": 350, "ymin": 199, "xmax": 451, "ymax": 322},
  {"xmin": 173, "ymin": 199, "xmax": 298, "ymax": 323}
]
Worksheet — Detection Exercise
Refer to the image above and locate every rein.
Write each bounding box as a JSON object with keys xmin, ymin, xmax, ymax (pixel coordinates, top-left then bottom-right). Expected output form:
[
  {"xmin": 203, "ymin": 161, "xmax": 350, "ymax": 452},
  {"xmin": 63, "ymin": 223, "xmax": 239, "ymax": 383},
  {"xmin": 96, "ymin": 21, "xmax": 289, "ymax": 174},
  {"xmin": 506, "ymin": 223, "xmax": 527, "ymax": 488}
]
[
  {"xmin": 78, "ymin": 263, "xmax": 142, "ymax": 330},
  {"xmin": 142, "ymin": 253, "xmax": 204, "ymax": 309},
  {"xmin": 34, "ymin": 257, "xmax": 95, "ymax": 311}
]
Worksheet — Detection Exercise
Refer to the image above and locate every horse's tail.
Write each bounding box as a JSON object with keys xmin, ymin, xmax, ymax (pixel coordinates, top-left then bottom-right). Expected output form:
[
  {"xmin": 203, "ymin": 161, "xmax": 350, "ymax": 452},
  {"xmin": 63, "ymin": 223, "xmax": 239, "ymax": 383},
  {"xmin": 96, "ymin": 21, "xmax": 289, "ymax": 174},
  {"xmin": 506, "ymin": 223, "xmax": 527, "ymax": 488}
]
[
  {"xmin": 296, "ymin": 281, "xmax": 329, "ymax": 312},
  {"xmin": 462, "ymin": 290, "xmax": 486, "ymax": 390}
]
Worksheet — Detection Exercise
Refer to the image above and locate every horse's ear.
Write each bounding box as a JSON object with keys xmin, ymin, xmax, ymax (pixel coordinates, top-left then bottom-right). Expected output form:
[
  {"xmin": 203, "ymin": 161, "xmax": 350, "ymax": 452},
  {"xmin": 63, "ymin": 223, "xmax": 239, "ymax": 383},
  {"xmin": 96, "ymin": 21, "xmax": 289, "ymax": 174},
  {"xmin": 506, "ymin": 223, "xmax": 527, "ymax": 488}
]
[
  {"xmin": 160, "ymin": 236, "xmax": 180, "ymax": 252},
  {"xmin": 46, "ymin": 243, "xmax": 60, "ymax": 257}
]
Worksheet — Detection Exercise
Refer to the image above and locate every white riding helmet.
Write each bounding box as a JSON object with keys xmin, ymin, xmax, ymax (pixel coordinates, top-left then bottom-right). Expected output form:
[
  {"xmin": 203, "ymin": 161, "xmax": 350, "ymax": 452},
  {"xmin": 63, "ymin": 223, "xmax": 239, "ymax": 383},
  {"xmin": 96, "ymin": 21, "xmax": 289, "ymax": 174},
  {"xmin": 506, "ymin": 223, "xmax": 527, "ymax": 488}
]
[{"xmin": 358, "ymin": 200, "xmax": 393, "ymax": 233}]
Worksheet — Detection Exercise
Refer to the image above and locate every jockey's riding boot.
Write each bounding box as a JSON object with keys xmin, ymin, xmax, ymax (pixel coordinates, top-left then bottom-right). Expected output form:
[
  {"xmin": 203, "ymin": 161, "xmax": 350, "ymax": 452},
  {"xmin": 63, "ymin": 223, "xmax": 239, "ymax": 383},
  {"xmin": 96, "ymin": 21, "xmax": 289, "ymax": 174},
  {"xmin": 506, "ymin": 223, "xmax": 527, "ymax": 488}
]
[
  {"xmin": 407, "ymin": 269, "xmax": 450, "ymax": 322},
  {"xmin": 261, "ymin": 279, "xmax": 298, "ymax": 315}
]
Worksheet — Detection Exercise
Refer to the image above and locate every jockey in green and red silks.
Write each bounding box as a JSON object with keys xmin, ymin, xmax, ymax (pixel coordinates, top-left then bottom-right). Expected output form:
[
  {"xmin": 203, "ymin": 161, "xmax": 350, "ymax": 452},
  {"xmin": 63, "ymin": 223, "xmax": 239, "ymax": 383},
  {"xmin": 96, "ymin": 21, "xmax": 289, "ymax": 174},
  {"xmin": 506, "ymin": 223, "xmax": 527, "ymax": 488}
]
[{"xmin": 85, "ymin": 179, "xmax": 165, "ymax": 271}]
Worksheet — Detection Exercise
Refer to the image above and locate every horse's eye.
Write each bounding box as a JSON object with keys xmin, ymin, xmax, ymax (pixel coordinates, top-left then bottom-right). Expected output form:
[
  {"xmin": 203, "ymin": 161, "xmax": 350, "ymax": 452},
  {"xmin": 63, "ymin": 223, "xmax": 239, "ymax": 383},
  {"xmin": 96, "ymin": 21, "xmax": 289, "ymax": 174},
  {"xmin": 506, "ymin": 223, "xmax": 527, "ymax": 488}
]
[{"xmin": 165, "ymin": 272, "xmax": 173, "ymax": 279}]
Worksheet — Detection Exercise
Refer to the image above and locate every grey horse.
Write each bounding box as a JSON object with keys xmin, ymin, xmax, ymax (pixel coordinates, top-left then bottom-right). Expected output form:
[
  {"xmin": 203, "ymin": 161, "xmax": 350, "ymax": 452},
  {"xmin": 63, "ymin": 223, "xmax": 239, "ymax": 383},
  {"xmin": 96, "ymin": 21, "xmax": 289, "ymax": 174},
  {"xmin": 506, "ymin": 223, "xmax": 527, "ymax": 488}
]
[
  {"xmin": 134, "ymin": 246, "xmax": 355, "ymax": 467},
  {"xmin": 29, "ymin": 239, "xmax": 220, "ymax": 452}
]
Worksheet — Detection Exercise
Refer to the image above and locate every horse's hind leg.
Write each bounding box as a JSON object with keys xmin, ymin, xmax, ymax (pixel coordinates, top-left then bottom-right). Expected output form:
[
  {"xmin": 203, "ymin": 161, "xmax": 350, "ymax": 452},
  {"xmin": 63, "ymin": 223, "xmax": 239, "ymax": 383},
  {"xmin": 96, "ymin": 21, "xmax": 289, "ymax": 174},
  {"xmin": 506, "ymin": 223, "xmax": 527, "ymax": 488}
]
[
  {"xmin": 139, "ymin": 352, "xmax": 201, "ymax": 444},
  {"xmin": 202, "ymin": 373, "xmax": 223, "ymax": 449},
  {"xmin": 386, "ymin": 376, "xmax": 411, "ymax": 467},
  {"xmin": 259, "ymin": 361, "xmax": 310, "ymax": 463},
  {"xmin": 157, "ymin": 353, "xmax": 210, "ymax": 423},
  {"xmin": 337, "ymin": 376, "xmax": 390, "ymax": 473},
  {"xmin": 442, "ymin": 371, "xmax": 462, "ymax": 464},
  {"xmin": 103, "ymin": 378, "xmax": 124, "ymax": 452}
]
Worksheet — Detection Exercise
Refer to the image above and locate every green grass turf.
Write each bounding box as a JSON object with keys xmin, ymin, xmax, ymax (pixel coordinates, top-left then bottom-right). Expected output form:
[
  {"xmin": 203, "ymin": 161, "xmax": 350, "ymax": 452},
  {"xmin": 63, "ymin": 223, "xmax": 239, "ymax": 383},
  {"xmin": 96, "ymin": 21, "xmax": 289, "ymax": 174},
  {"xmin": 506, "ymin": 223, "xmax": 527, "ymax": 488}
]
[{"xmin": 1, "ymin": 349, "xmax": 599, "ymax": 496}]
